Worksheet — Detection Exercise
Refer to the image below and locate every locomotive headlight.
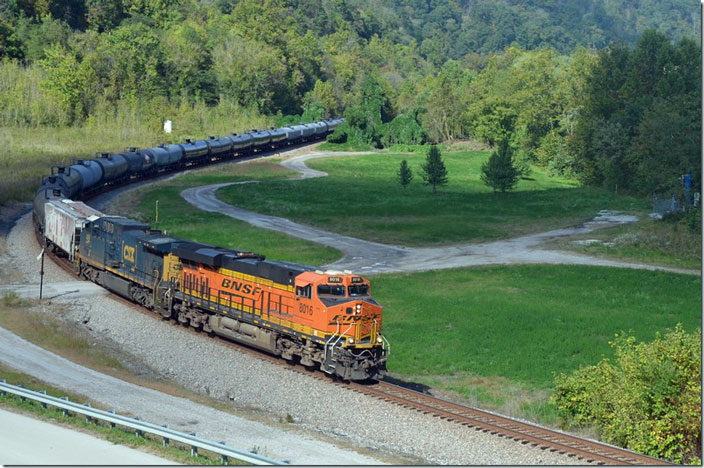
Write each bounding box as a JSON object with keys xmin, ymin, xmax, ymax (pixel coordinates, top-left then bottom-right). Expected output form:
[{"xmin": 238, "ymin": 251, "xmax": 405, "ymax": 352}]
[
  {"xmin": 355, "ymin": 304, "xmax": 361, "ymax": 314},
  {"xmin": 376, "ymin": 336, "xmax": 383, "ymax": 343},
  {"xmin": 348, "ymin": 337, "xmax": 354, "ymax": 344}
]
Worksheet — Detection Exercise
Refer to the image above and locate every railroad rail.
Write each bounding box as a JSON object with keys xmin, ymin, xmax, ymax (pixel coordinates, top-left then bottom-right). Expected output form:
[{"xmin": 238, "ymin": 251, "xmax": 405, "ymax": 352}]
[
  {"xmin": 0, "ymin": 380, "xmax": 284, "ymax": 465},
  {"xmin": 348, "ymin": 381, "xmax": 673, "ymax": 466}
]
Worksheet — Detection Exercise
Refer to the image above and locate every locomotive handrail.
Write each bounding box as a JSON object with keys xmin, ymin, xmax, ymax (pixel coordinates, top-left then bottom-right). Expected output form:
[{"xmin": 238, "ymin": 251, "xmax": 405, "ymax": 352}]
[{"xmin": 0, "ymin": 380, "xmax": 285, "ymax": 465}]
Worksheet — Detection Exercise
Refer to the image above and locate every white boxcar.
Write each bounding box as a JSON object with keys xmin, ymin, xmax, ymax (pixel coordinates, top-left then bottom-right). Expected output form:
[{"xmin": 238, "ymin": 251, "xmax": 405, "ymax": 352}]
[{"xmin": 44, "ymin": 199, "xmax": 103, "ymax": 260}]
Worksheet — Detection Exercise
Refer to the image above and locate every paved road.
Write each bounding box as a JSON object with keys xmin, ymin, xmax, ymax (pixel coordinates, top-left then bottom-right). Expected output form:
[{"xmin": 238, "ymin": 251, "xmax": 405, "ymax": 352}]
[
  {"xmin": 0, "ymin": 408, "xmax": 178, "ymax": 465},
  {"xmin": 0, "ymin": 327, "xmax": 386, "ymax": 465},
  {"xmin": 182, "ymin": 151, "xmax": 699, "ymax": 276}
]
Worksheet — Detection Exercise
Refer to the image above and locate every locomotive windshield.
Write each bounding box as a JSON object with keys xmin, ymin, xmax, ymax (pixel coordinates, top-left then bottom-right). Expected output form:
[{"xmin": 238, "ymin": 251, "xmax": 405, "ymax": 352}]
[
  {"xmin": 348, "ymin": 284, "xmax": 369, "ymax": 297},
  {"xmin": 317, "ymin": 284, "xmax": 346, "ymax": 296}
]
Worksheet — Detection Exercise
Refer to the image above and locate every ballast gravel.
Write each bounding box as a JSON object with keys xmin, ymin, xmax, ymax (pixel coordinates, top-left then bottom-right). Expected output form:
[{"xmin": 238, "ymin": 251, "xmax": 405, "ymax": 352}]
[{"xmin": 5, "ymin": 212, "xmax": 590, "ymax": 465}]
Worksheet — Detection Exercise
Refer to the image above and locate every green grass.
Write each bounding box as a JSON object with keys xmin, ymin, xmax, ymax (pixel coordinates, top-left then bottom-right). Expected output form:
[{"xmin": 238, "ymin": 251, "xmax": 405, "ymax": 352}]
[
  {"xmin": 374, "ymin": 264, "xmax": 700, "ymax": 390},
  {"xmin": 118, "ymin": 161, "xmax": 341, "ymax": 266},
  {"xmin": 218, "ymin": 151, "xmax": 647, "ymax": 246},
  {"xmin": 317, "ymin": 140, "xmax": 375, "ymax": 151}
]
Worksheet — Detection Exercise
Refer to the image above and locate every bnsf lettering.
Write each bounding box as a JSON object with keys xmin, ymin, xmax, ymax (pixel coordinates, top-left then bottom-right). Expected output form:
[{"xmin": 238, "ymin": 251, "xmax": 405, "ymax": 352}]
[
  {"xmin": 221, "ymin": 278, "xmax": 262, "ymax": 296},
  {"xmin": 328, "ymin": 313, "xmax": 379, "ymax": 325},
  {"xmin": 123, "ymin": 245, "xmax": 136, "ymax": 263}
]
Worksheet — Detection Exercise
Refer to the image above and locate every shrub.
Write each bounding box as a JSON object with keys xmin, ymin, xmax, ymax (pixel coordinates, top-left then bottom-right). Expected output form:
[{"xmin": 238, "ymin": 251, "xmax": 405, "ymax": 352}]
[{"xmin": 551, "ymin": 325, "xmax": 701, "ymax": 464}]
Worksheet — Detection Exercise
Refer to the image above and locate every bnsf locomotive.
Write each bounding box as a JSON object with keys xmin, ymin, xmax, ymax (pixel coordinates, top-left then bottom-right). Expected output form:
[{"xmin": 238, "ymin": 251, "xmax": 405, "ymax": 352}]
[{"xmin": 33, "ymin": 120, "xmax": 388, "ymax": 381}]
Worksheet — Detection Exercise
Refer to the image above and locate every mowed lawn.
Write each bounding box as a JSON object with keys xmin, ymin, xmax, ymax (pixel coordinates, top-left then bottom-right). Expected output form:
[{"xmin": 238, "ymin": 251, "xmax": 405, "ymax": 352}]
[
  {"xmin": 373, "ymin": 264, "xmax": 701, "ymax": 389},
  {"xmin": 217, "ymin": 151, "xmax": 648, "ymax": 246}
]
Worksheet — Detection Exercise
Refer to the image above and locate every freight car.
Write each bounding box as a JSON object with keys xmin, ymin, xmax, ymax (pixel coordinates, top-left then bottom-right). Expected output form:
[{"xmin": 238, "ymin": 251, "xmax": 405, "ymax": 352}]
[{"xmin": 32, "ymin": 118, "xmax": 388, "ymax": 381}]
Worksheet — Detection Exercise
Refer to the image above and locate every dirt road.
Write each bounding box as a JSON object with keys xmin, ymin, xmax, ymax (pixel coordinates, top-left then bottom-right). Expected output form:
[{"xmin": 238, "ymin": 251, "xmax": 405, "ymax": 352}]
[{"xmin": 182, "ymin": 151, "xmax": 698, "ymax": 276}]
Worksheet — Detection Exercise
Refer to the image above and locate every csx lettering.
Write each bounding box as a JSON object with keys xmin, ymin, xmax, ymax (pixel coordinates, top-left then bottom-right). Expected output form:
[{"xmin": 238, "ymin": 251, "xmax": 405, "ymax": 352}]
[
  {"xmin": 123, "ymin": 245, "xmax": 136, "ymax": 263},
  {"xmin": 221, "ymin": 278, "xmax": 262, "ymax": 296}
]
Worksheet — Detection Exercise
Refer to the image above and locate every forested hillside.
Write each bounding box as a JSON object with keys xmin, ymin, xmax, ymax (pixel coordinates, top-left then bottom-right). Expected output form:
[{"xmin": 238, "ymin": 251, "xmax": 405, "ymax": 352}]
[{"xmin": 0, "ymin": 0, "xmax": 700, "ymax": 199}]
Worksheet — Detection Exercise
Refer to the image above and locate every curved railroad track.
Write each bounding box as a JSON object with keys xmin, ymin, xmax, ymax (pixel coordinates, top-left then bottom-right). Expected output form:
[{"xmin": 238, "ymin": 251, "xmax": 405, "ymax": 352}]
[
  {"xmin": 42, "ymin": 238, "xmax": 673, "ymax": 466},
  {"xmin": 36, "ymin": 146, "xmax": 674, "ymax": 467}
]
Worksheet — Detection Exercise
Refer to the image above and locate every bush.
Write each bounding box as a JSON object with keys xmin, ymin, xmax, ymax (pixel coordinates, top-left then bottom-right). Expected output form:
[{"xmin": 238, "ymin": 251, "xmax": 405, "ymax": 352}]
[
  {"xmin": 382, "ymin": 111, "xmax": 426, "ymax": 147},
  {"xmin": 551, "ymin": 325, "xmax": 701, "ymax": 464}
]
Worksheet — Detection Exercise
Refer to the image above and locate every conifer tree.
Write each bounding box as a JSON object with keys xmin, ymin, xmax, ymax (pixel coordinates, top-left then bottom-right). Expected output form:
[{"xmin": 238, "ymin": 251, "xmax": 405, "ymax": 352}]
[
  {"xmin": 420, "ymin": 145, "xmax": 448, "ymax": 194},
  {"xmin": 481, "ymin": 139, "xmax": 520, "ymax": 193},
  {"xmin": 397, "ymin": 159, "xmax": 413, "ymax": 189}
]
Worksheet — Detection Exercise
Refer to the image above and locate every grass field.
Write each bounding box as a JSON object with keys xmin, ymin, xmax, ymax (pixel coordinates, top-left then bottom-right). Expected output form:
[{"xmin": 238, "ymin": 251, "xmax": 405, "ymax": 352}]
[
  {"xmin": 372, "ymin": 264, "xmax": 701, "ymax": 420},
  {"xmin": 217, "ymin": 151, "xmax": 648, "ymax": 246},
  {"xmin": 114, "ymin": 161, "xmax": 341, "ymax": 266}
]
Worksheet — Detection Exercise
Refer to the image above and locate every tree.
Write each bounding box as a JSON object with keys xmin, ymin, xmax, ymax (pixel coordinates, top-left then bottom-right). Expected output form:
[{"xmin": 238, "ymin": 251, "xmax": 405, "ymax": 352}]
[
  {"xmin": 420, "ymin": 145, "xmax": 448, "ymax": 194},
  {"xmin": 397, "ymin": 159, "xmax": 413, "ymax": 189},
  {"xmin": 552, "ymin": 325, "xmax": 701, "ymax": 465},
  {"xmin": 480, "ymin": 139, "xmax": 520, "ymax": 193},
  {"xmin": 0, "ymin": 20, "xmax": 23, "ymax": 60}
]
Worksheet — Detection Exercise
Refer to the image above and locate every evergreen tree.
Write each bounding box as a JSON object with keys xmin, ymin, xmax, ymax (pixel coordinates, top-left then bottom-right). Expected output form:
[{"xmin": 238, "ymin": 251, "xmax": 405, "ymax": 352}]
[
  {"xmin": 481, "ymin": 140, "xmax": 520, "ymax": 193},
  {"xmin": 397, "ymin": 159, "xmax": 413, "ymax": 189},
  {"xmin": 420, "ymin": 145, "xmax": 448, "ymax": 194}
]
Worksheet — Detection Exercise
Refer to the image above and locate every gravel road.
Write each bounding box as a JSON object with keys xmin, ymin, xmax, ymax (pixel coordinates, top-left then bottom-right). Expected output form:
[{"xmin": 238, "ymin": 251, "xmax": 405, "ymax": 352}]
[
  {"xmin": 2, "ymin": 210, "xmax": 589, "ymax": 465},
  {"xmin": 182, "ymin": 151, "xmax": 699, "ymax": 276}
]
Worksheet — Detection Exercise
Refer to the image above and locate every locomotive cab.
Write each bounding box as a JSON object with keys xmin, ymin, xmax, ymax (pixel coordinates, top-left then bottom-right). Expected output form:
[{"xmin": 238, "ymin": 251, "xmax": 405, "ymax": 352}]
[{"xmin": 295, "ymin": 270, "xmax": 387, "ymax": 380}]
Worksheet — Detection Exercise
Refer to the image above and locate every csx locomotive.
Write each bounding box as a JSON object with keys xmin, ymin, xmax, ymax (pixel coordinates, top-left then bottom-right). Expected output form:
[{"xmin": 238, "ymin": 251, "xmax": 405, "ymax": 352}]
[{"xmin": 34, "ymin": 120, "xmax": 389, "ymax": 381}]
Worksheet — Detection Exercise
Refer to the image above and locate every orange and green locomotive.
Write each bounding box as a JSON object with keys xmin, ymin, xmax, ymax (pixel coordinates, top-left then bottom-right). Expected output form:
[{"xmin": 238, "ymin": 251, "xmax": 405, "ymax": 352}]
[{"xmin": 75, "ymin": 215, "xmax": 387, "ymax": 381}]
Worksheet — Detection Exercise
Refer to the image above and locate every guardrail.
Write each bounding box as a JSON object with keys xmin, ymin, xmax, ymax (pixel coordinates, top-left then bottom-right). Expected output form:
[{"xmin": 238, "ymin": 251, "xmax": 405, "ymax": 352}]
[{"xmin": 0, "ymin": 380, "xmax": 285, "ymax": 465}]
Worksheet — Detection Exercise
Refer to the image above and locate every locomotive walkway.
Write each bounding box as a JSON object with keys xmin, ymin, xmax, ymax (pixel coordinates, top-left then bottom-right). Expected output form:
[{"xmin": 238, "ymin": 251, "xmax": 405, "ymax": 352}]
[{"xmin": 181, "ymin": 151, "xmax": 699, "ymax": 276}]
